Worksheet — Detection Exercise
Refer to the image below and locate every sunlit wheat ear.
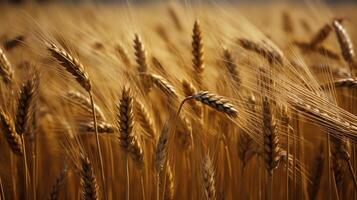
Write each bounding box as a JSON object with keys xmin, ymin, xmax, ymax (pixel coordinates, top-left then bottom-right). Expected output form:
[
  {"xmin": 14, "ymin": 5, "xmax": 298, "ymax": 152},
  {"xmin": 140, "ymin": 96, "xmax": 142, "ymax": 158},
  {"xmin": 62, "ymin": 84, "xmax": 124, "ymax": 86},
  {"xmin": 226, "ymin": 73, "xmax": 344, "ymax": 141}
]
[
  {"xmin": 0, "ymin": 47, "xmax": 14, "ymax": 85},
  {"xmin": 80, "ymin": 156, "xmax": 99, "ymax": 200},
  {"xmin": 168, "ymin": 5, "xmax": 183, "ymax": 32},
  {"xmin": 135, "ymin": 100, "xmax": 156, "ymax": 139},
  {"xmin": 155, "ymin": 120, "xmax": 170, "ymax": 174},
  {"xmin": 237, "ymin": 38, "xmax": 283, "ymax": 65},
  {"xmin": 332, "ymin": 19, "xmax": 356, "ymax": 73},
  {"xmin": 133, "ymin": 34, "xmax": 148, "ymax": 73},
  {"xmin": 114, "ymin": 44, "xmax": 132, "ymax": 67},
  {"xmin": 182, "ymin": 79, "xmax": 202, "ymax": 117},
  {"xmin": 188, "ymin": 91, "xmax": 238, "ymax": 118},
  {"xmin": 47, "ymin": 42, "xmax": 91, "ymax": 92},
  {"xmin": 191, "ymin": 20, "xmax": 205, "ymax": 86},
  {"xmin": 262, "ymin": 96, "xmax": 280, "ymax": 172},
  {"xmin": 144, "ymin": 73, "xmax": 179, "ymax": 99},
  {"xmin": 164, "ymin": 164, "xmax": 175, "ymax": 200},
  {"xmin": 0, "ymin": 110, "xmax": 23, "ymax": 156},
  {"xmin": 66, "ymin": 91, "xmax": 105, "ymax": 120},
  {"xmin": 222, "ymin": 47, "xmax": 241, "ymax": 88},
  {"xmin": 309, "ymin": 143, "xmax": 324, "ymax": 200},
  {"xmin": 48, "ymin": 165, "xmax": 68, "ymax": 200},
  {"xmin": 79, "ymin": 121, "xmax": 115, "ymax": 134},
  {"xmin": 202, "ymin": 154, "xmax": 216, "ymax": 200},
  {"xmin": 117, "ymin": 86, "xmax": 135, "ymax": 152},
  {"xmin": 15, "ymin": 72, "xmax": 38, "ymax": 136},
  {"xmin": 321, "ymin": 78, "xmax": 357, "ymax": 89}
]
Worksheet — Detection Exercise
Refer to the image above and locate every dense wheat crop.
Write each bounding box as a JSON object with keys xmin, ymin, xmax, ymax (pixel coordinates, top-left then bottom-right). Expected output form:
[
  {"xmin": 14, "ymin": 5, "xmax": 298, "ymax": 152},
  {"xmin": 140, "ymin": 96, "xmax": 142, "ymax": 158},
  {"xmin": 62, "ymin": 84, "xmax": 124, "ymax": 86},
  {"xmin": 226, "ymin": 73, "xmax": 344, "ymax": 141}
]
[{"xmin": 0, "ymin": 1, "xmax": 357, "ymax": 199}]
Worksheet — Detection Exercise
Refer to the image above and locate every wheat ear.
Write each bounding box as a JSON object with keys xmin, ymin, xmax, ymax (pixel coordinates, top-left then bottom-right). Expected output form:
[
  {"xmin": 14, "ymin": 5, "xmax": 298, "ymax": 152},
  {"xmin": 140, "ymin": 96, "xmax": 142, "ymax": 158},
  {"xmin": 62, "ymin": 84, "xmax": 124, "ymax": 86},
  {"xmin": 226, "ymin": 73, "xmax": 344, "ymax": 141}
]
[
  {"xmin": 0, "ymin": 47, "xmax": 14, "ymax": 85},
  {"xmin": 222, "ymin": 47, "xmax": 241, "ymax": 88},
  {"xmin": 192, "ymin": 20, "xmax": 205, "ymax": 87},
  {"xmin": 0, "ymin": 110, "xmax": 23, "ymax": 156},
  {"xmin": 48, "ymin": 166, "xmax": 68, "ymax": 200},
  {"xmin": 80, "ymin": 156, "xmax": 99, "ymax": 200},
  {"xmin": 135, "ymin": 100, "xmax": 156, "ymax": 139},
  {"xmin": 47, "ymin": 42, "xmax": 106, "ymax": 199},
  {"xmin": 133, "ymin": 34, "xmax": 148, "ymax": 73},
  {"xmin": 262, "ymin": 96, "xmax": 280, "ymax": 200},
  {"xmin": 187, "ymin": 91, "xmax": 238, "ymax": 118},
  {"xmin": 114, "ymin": 44, "xmax": 132, "ymax": 67},
  {"xmin": 309, "ymin": 143, "xmax": 325, "ymax": 200},
  {"xmin": 181, "ymin": 79, "xmax": 202, "ymax": 117},
  {"xmin": 79, "ymin": 121, "xmax": 115, "ymax": 133},
  {"xmin": 66, "ymin": 91, "xmax": 106, "ymax": 120},
  {"xmin": 144, "ymin": 73, "xmax": 179, "ymax": 99},
  {"xmin": 202, "ymin": 154, "xmax": 216, "ymax": 200}
]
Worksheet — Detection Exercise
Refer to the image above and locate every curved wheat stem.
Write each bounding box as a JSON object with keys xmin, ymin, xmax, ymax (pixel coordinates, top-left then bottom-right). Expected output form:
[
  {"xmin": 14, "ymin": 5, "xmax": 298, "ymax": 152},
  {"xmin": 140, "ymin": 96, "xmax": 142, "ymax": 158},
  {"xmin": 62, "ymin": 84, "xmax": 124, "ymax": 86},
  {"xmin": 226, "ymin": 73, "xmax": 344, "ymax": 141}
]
[{"xmin": 47, "ymin": 42, "xmax": 106, "ymax": 198}]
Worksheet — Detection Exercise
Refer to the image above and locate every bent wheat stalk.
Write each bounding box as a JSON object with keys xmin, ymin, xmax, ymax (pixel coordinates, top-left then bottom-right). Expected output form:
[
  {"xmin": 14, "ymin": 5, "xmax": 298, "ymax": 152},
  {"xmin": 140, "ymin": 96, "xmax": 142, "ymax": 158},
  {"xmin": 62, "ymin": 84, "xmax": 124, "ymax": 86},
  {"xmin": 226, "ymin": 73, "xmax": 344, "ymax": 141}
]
[{"xmin": 47, "ymin": 42, "xmax": 106, "ymax": 199}]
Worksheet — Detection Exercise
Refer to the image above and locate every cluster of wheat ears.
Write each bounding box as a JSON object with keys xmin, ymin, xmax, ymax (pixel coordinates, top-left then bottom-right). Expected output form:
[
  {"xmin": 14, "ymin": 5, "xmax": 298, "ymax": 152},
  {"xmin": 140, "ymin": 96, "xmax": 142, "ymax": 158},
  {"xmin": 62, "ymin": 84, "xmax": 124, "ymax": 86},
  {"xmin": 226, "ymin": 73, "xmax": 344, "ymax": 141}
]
[{"xmin": 1, "ymin": 2, "xmax": 357, "ymax": 200}]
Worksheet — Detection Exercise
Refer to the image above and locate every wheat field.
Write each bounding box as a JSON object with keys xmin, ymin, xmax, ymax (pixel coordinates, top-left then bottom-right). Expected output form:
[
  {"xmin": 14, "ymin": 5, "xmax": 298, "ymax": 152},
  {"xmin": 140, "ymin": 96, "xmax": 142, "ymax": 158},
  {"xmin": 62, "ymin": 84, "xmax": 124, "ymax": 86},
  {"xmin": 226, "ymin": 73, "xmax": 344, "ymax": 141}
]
[{"xmin": 0, "ymin": 1, "xmax": 357, "ymax": 200}]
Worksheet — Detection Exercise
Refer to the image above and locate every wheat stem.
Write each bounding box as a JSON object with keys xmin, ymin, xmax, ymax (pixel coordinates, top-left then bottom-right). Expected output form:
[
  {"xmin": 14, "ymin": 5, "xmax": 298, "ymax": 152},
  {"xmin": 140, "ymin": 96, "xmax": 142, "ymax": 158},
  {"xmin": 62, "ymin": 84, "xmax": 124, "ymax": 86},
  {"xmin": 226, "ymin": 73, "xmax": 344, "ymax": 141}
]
[
  {"xmin": 125, "ymin": 153, "xmax": 130, "ymax": 200},
  {"xmin": 89, "ymin": 91, "xmax": 107, "ymax": 200}
]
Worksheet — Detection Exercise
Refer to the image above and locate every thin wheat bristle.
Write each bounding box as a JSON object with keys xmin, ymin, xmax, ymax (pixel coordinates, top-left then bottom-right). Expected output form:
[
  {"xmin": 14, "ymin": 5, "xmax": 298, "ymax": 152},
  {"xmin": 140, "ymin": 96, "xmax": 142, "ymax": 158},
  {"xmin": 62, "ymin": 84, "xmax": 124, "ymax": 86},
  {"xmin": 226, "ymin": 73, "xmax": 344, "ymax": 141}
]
[
  {"xmin": 0, "ymin": 47, "xmax": 13, "ymax": 84},
  {"xmin": 222, "ymin": 47, "xmax": 241, "ymax": 88},
  {"xmin": 202, "ymin": 154, "xmax": 216, "ymax": 200},
  {"xmin": 144, "ymin": 73, "xmax": 179, "ymax": 99},
  {"xmin": 79, "ymin": 121, "xmax": 115, "ymax": 133},
  {"xmin": 333, "ymin": 19, "xmax": 355, "ymax": 67},
  {"xmin": 262, "ymin": 96, "xmax": 280, "ymax": 172},
  {"xmin": 135, "ymin": 100, "xmax": 156, "ymax": 139},
  {"xmin": 190, "ymin": 91, "xmax": 238, "ymax": 118},
  {"xmin": 0, "ymin": 110, "xmax": 23, "ymax": 156},
  {"xmin": 133, "ymin": 34, "xmax": 148, "ymax": 73},
  {"xmin": 48, "ymin": 166, "xmax": 68, "ymax": 200},
  {"xmin": 15, "ymin": 73, "xmax": 37, "ymax": 135},
  {"xmin": 192, "ymin": 20, "xmax": 205, "ymax": 85},
  {"xmin": 47, "ymin": 42, "xmax": 92, "ymax": 92},
  {"xmin": 80, "ymin": 156, "xmax": 99, "ymax": 200},
  {"xmin": 66, "ymin": 91, "xmax": 105, "ymax": 120},
  {"xmin": 114, "ymin": 44, "xmax": 132, "ymax": 67}
]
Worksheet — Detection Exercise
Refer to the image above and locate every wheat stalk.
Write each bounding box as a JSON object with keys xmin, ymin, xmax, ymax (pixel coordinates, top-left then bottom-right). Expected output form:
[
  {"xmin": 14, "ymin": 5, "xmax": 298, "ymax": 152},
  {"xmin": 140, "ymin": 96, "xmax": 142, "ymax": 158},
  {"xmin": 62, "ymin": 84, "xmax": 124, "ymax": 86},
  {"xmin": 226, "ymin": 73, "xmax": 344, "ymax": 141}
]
[{"xmin": 47, "ymin": 42, "xmax": 106, "ymax": 199}]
